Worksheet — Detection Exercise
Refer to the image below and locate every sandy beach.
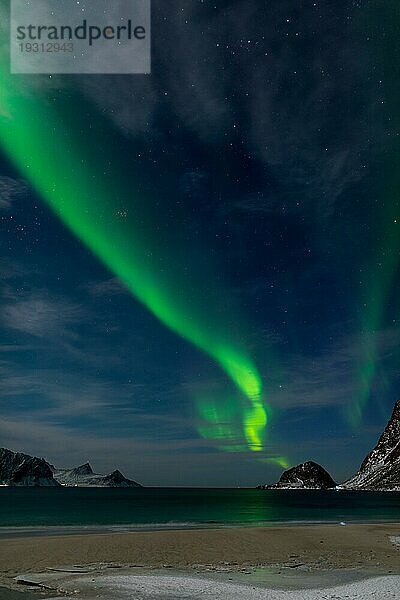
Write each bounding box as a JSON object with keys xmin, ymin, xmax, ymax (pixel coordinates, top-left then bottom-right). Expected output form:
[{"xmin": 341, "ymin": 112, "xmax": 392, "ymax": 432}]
[
  {"xmin": 0, "ymin": 523, "xmax": 399, "ymax": 599},
  {"xmin": 1, "ymin": 523, "xmax": 399, "ymax": 574}
]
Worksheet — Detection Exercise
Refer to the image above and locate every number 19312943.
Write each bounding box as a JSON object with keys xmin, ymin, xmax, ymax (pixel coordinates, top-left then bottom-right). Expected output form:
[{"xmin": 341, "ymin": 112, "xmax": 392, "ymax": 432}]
[{"xmin": 18, "ymin": 42, "xmax": 74, "ymax": 52}]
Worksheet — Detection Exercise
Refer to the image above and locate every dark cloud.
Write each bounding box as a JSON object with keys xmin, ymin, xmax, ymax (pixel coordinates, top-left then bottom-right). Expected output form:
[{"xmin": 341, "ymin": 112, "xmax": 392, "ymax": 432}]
[{"xmin": 77, "ymin": 1, "xmax": 386, "ymax": 215}]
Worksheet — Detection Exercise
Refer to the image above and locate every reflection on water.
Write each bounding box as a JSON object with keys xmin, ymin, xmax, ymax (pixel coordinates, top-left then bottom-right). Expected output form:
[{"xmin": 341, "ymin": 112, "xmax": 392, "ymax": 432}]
[{"xmin": 0, "ymin": 488, "xmax": 398, "ymax": 528}]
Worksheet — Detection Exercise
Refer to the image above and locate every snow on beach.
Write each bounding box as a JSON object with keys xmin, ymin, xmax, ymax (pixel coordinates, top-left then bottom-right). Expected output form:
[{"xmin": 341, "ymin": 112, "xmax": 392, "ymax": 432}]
[
  {"xmin": 47, "ymin": 573, "xmax": 400, "ymax": 600},
  {"xmin": 390, "ymin": 536, "xmax": 400, "ymax": 547}
]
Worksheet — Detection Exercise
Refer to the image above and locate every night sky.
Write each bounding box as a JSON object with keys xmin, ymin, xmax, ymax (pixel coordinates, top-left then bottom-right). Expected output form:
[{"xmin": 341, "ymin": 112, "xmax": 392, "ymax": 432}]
[{"xmin": 0, "ymin": 1, "xmax": 400, "ymax": 486}]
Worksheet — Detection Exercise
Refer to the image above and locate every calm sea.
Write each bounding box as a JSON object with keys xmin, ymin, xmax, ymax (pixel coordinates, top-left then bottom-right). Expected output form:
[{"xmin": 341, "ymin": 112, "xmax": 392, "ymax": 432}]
[{"xmin": 0, "ymin": 488, "xmax": 398, "ymax": 533}]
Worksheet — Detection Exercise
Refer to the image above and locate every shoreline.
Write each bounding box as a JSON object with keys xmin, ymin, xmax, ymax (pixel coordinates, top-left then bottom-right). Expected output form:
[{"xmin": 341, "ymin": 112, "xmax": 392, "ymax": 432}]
[{"xmin": 0, "ymin": 517, "xmax": 398, "ymax": 538}]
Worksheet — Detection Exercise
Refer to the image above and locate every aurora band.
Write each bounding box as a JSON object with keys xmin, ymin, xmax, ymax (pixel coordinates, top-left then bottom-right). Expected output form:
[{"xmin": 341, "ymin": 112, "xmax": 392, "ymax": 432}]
[{"xmin": 0, "ymin": 60, "xmax": 267, "ymax": 451}]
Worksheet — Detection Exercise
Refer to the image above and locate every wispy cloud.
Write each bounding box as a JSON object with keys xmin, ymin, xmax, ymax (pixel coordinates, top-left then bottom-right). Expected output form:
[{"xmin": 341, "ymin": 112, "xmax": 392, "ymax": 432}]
[
  {"xmin": 0, "ymin": 259, "xmax": 28, "ymax": 281},
  {"xmin": 267, "ymin": 326, "xmax": 400, "ymax": 410},
  {"xmin": 0, "ymin": 353, "xmax": 194, "ymax": 439},
  {"xmin": 85, "ymin": 277, "xmax": 128, "ymax": 297},
  {"xmin": 2, "ymin": 290, "xmax": 86, "ymax": 340},
  {"xmin": 0, "ymin": 176, "xmax": 27, "ymax": 210},
  {"xmin": 0, "ymin": 344, "xmax": 32, "ymax": 353}
]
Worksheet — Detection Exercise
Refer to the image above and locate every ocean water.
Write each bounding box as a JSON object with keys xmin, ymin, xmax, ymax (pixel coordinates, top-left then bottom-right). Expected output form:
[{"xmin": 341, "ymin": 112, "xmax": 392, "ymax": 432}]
[{"xmin": 0, "ymin": 488, "xmax": 399, "ymax": 532}]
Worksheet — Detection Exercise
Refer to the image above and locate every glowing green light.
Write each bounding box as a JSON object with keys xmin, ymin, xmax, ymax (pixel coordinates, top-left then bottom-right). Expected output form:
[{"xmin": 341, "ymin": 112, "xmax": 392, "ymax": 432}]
[
  {"xmin": 217, "ymin": 346, "xmax": 263, "ymax": 400},
  {"xmin": 0, "ymin": 59, "xmax": 268, "ymax": 451},
  {"xmin": 244, "ymin": 401, "xmax": 268, "ymax": 451},
  {"xmin": 196, "ymin": 398, "xmax": 239, "ymax": 442},
  {"xmin": 258, "ymin": 456, "xmax": 291, "ymax": 469},
  {"xmin": 348, "ymin": 209, "xmax": 400, "ymax": 426},
  {"xmin": 194, "ymin": 391, "xmax": 267, "ymax": 452}
]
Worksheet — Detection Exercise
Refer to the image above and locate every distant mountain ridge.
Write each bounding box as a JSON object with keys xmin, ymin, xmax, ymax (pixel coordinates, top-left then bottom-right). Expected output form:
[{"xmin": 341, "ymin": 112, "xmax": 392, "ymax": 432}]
[
  {"xmin": 258, "ymin": 400, "xmax": 400, "ymax": 491},
  {"xmin": 0, "ymin": 448, "xmax": 142, "ymax": 488},
  {"xmin": 54, "ymin": 462, "xmax": 142, "ymax": 487}
]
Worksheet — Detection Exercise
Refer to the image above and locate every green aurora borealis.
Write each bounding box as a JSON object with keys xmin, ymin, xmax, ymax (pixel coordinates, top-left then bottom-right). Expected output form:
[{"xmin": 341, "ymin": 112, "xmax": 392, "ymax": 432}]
[
  {"xmin": 346, "ymin": 3, "xmax": 400, "ymax": 427},
  {"xmin": 1, "ymin": 0, "xmax": 400, "ymax": 485},
  {"xmin": 0, "ymin": 61, "xmax": 268, "ymax": 454}
]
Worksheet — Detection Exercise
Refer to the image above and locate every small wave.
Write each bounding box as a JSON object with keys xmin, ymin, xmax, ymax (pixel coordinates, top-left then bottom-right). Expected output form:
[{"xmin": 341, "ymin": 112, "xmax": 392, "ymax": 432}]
[{"xmin": 0, "ymin": 521, "xmax": 218, "ymax": 537}]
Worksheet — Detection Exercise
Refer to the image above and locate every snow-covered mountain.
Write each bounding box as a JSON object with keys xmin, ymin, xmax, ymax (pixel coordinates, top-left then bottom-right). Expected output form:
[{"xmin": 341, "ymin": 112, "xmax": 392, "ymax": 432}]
[
  {"xmin": 0, "ymin": 448, "xmax": 59, "ymax": 486},
  {"xmin": 0, "ymin": 448, "xmax": 142, "ymax": 487},
  {"xmin": 53, "ymin": 462, "xmax": 142, "ymax": 487},
  {"xmin": 343, "ymin": 400, "xmax": 400, "ymax": 491}
]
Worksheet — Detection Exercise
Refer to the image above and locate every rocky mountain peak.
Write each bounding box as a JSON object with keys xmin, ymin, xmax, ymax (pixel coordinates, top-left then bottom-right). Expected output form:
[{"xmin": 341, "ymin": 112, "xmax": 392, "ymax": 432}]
[
  {"xmin": 259, "ymin": 460, "xmax": 336, "ymax": 490},
  {"xmin": 278, "ymin": 461, "xmax": 336, "ymax": 489},
  {"xmin": 344, "ymin": 400, "xmax": 400, "ymax": 491},
  {"xmin": 0, "ymin": 447, "xmax": 59, "ymax": 487},
  {"xmin": 360, "ymin": 400, "xmax": 400, "ymax": 471},
  {"xmin": 71, "ymin": 462, "xmax": 94, "ymax": 477},
  {"xmin": 101, "ymin": 469, "xmax": 141, "ymax": 487}
]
